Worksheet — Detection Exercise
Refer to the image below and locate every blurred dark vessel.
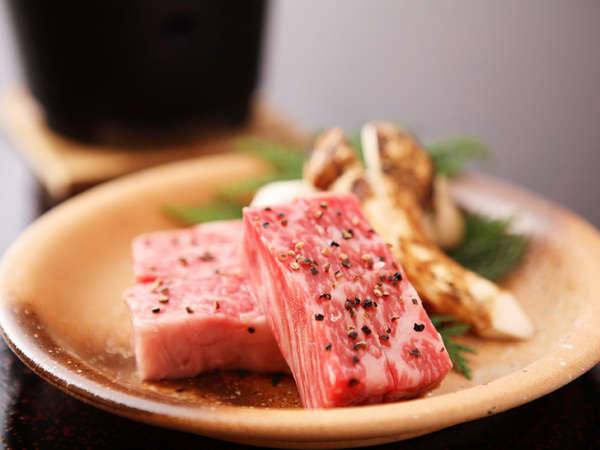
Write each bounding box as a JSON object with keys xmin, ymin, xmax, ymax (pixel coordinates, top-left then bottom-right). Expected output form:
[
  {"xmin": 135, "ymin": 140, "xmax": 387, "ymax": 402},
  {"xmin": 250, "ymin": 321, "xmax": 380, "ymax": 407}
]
[{"xmin": 7, "ymin": 0, "xmax": 267, "ymax": 143}]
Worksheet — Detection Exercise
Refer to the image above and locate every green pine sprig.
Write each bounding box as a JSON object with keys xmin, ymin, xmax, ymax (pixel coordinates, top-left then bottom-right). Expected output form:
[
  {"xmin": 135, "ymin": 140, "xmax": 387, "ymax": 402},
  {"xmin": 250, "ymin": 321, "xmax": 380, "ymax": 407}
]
[
  {"xmin": 163, "ymin": 202, "xmax": 243, "ymax": 225},
  {"xmin": 233, "ymin": 136, "xmax": 305, "ymax": 179},
  {"xmin": 430, "ymin": 315, "xmax": 477, "ymax": 379},
  {"xmin": 425, "ymin": 137, "xmax": 490, "ymax": 177},
  {"xmin": 447, "ymin": 212, "xmax": 529, "ymax": 281},
  {"xmin": 166, "ymin": 138, "xmax": 305, "ymax": 224}
]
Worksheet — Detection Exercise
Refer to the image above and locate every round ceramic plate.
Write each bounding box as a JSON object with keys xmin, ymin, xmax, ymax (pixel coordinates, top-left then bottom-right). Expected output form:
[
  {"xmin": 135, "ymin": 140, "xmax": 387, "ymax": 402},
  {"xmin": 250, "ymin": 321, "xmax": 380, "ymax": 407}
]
[{"xmin": 1, "ymin": 153, "xmax": 599, "ymax": 448}]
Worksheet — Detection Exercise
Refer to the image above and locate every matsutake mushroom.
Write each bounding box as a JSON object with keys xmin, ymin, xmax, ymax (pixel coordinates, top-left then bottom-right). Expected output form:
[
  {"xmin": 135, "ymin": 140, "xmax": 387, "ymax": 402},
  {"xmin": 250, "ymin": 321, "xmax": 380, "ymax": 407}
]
[{"xmin": 302, "ymin": 125, "xmax": 533, "ymax": 340}]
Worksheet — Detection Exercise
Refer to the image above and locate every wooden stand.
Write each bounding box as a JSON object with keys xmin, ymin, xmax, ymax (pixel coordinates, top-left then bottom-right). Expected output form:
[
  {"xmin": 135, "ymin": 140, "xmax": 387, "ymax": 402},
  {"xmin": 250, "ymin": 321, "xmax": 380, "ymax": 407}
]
[{"xmin": 0, "ymin": 87, "xmax": 307, "ymax": 203}]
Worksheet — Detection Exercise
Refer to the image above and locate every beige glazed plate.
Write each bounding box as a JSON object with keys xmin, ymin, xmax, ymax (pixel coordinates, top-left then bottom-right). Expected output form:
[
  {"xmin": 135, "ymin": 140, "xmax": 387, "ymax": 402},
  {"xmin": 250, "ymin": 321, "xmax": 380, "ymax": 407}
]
[{"xmin": 1, "ymin": 153, "xmax": 599, "ymax": 448}]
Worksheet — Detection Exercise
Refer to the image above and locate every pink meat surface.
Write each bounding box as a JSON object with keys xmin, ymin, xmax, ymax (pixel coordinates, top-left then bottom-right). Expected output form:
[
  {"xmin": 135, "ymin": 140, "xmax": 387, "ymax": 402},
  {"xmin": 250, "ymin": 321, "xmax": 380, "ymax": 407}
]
[
  {"xmin": 125, "ymin": 220, "xmax": 288, "ymax": 380},
  {"xmin": 132, "ymin": 220, "xmax": 243, "ymax": 282},
  {"xmin": 243, "ymin": 193, "xmax": 452, "ymax": 408},
  {"xmin": 124, "ymin": 275, "xmax": 288, "ymax": 380}
]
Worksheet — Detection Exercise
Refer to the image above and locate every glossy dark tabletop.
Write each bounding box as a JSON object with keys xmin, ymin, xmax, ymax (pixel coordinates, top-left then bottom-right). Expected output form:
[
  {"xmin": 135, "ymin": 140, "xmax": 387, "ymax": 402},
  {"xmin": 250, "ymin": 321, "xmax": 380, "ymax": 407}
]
[{"xmin": 0, "ymin": 140, "xmax": 598, "ymax": 450}]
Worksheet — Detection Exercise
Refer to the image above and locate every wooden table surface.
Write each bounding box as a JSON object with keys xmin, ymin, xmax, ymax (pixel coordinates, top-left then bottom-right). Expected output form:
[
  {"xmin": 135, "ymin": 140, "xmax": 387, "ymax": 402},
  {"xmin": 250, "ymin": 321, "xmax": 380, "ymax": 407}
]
[{"xmin": 0, "ymin": 134, "xmax": 598, "ymax": 449}]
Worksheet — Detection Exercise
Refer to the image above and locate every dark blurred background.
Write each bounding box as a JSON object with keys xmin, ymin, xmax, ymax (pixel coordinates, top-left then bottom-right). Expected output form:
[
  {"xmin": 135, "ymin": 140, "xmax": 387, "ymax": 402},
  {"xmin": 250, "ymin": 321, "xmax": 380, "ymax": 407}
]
[{"xmin": 1, "ymin": 0, "xmax": 599, "ymax": 246}]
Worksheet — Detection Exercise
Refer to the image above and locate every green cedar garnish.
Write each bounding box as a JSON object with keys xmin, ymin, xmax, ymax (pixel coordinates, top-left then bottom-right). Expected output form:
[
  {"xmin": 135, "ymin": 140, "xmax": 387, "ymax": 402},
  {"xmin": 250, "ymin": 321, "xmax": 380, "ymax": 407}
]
[
  {"xmin": 218, "ymin": 175, "xmax": 282, "ymax": 203},
  {"xmin": 447, "ymin": 212, "xmax": 529, "ymax": 281},
  {"xmin": 430, "ymin": 315, "xmax": 477, "ymax": 380},
  {"xmin": 164, "ymin": 202, "xmax": 242, "ymax": 225},
  {"xmin": 425, "ymin": 137, "xmax": 490, "ymax": 177},
  {"xmin": 234, "ymin": 137, "xmax": 305, "ymax": 179},
  {"xmin": 165, "ymin": 137, "xmax": 305, "ymax": 224}
]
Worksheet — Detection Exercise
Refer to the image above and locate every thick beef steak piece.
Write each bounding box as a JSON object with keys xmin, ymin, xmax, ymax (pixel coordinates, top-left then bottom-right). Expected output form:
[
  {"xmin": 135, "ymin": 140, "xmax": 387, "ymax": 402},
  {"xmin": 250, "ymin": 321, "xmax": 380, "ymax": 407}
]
[{"xmin": 243, "ymin": 193, "xmax": 452, "ymax": 408}]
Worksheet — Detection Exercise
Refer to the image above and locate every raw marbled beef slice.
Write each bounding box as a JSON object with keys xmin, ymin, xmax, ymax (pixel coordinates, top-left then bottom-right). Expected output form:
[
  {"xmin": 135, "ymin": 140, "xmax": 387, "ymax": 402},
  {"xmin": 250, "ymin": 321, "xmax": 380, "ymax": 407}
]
[
  {"xmin": 243, "ymin": 192, "xmax": 452, "ymax": 408},
  {"xmin": 124, "ymin": 274, "xmax": 288, "ymax": 380},
  {"xmin": 132, "ymin": 220, "xmax": 243, "ymax": 282}
]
